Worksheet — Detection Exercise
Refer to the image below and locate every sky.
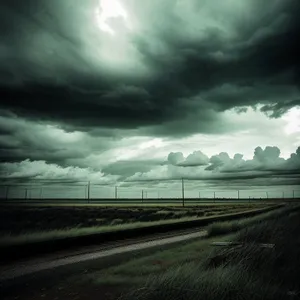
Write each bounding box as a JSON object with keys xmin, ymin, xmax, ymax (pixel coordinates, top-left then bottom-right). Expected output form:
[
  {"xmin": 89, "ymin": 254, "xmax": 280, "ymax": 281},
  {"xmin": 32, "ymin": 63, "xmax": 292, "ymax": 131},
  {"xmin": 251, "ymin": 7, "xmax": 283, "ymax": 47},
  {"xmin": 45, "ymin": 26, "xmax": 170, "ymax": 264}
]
[{"xmin": 0, "ymin": 0, "xmax": 299, "ymax": 199}]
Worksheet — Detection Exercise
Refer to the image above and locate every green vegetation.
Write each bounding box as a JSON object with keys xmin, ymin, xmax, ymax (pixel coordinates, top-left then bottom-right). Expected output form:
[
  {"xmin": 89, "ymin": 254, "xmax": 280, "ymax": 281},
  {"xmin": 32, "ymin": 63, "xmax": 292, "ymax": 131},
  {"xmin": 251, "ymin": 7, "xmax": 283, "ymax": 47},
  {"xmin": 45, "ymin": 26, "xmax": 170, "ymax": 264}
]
[
  {"xmin": 2, "ymin": 204, "xmax": 295, "ymax": 300},
  {"xmin": 116, "ymin": 204, "xmax": 300, "ymax": 300},
  {"xmin": 82, "ymin": 205, "xmax": 289, "ymax": 287},
  {"xmin": 0, "ymin": 216, "xmax": 202, "ymax": 247},
  {"xmin": 206, "ymin": 204, "xmax": 300, "ymax": 236},
  {"xmin": 87, "ymin": 235, "xmax": 235, "ymax": 286},
  {"xmin": 0, "ymin": 203, "xmax": 269, "ymax": 247}
]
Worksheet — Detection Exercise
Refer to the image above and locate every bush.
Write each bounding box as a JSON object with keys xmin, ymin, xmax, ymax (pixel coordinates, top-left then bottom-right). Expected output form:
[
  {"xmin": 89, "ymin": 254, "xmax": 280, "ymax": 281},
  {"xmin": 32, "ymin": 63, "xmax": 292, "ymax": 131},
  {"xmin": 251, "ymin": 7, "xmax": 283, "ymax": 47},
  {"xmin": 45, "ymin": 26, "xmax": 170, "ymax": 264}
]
[{"xmin": 206, "ymin": 221, "xmax": 241, "ymax": 236}]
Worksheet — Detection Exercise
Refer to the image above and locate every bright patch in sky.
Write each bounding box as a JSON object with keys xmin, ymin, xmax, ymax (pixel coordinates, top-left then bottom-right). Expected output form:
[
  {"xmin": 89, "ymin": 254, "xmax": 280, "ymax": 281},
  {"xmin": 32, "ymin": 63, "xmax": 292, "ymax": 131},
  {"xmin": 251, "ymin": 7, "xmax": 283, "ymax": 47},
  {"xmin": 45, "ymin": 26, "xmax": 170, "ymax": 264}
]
[
  {"xmin": 138, "ymin": 138, "xmax": 164, "ymax": 150},
  {"xmin": 96, "ymin": 0, "xmax": 128, "ymax": 35},
  {"xmin": 283, "ymin": 107, "xmax": 300, "ymax": 135}
]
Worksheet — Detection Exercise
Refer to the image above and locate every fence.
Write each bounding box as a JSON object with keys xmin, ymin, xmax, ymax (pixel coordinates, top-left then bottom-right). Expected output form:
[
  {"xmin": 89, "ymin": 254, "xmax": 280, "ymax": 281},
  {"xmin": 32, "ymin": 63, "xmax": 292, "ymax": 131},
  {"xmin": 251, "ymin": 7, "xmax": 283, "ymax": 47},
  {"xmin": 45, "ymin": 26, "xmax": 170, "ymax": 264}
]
[{"xmin": 1, "ymin": 179, "xmax": 300, "ymax": 201}]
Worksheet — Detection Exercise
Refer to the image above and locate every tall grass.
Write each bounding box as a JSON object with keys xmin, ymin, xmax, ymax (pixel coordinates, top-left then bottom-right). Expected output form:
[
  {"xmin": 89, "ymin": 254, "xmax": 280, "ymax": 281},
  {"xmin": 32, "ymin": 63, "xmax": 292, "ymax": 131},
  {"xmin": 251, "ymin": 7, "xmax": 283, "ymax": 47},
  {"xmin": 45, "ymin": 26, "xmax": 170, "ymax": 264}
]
[
  {"xmin": 120, "ymin": 264, "xmax": 286, "ymax": 300},
  {"xmin": 206, "ymin": 204, "xmax": 300, "ymax": 236},
  {"xmin": 119, "ymin": 205, "xmax": 300, "ymax": 300},
  {"xmin": 0, "ymin": 216, "xmax": 202, "ymax": 247},
  {"xmin": 1, "ymin": 205, "xmax": 276, "ymax": 247}
]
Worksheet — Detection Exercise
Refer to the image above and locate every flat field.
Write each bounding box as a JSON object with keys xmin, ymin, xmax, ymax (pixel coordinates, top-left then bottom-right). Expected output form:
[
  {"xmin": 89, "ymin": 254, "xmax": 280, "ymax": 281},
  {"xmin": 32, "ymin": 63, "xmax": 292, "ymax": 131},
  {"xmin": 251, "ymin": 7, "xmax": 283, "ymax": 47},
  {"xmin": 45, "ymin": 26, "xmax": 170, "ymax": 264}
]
[
  {"xmin": 0, "ymin": 203, "xmax": 270, "ymax": 235},
  {"xmin": 2, "ymin": 204, "xmax": 299, "ymax": 300}
]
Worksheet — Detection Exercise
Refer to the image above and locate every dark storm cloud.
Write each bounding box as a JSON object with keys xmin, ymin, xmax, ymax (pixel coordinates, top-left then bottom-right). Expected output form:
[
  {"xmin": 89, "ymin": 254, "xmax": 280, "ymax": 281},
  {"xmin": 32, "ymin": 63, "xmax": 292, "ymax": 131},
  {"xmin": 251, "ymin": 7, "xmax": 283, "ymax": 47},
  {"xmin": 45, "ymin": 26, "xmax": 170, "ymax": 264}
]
[
  {"xmin": 0, "ymin": 0, "xmax": 300, "ymax": 137},
  {"xmin": 0, "ymin": 114, "xmax": 117, "ymax": 165}
]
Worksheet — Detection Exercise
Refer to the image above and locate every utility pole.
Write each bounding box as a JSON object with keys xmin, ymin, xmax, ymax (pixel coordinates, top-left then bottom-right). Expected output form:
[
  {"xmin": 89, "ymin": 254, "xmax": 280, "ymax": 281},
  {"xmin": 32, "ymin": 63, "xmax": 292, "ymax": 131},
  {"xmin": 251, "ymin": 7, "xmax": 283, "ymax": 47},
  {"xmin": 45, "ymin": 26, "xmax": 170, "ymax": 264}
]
[
  {"xmin": 182, "ymin": 178, "xmax": 185, "ymax": 207},
  {"xmin": 214, "ymin": 191, "xmax": 216, "ymax": 202},
  {"xmin": 115, "ymin": 186, "xmax": 118, "ymax": 199},
  {"xmin": 5, "ymin": 186, "xmax": 9, "ymax": 200},
  {"xmin": 237, "ymin": 190, "xmax": 240, "ymax": 200},
  {"xmin": 142, "ymin": 190, "xmax": 144, "ymax": 202},
  {"xmin": 266, "ymin": 191, "xmax": 269, "ymax": 199},
  {"xmin": 87, "ymin": 181, "xmax": 90, "ymax": 203},
  {"xmin": 199, "ymin": 191, "xmax": 201, "ymax": 199},
  {"xmin": 40, "ymin": 188, "xmax": 43, "ymax": 199},
  {"xmin": 25, "ymin": 188, "xmax": 28, "ymax": 200}
]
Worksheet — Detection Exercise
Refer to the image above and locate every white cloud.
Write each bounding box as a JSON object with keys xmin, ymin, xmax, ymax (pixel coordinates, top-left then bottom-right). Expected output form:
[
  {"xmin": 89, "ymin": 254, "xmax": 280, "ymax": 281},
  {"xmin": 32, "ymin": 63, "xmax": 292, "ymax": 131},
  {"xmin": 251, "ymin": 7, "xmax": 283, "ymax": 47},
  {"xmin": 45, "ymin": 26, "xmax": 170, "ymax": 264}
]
[{"xmin": 0, "ymin": 159, "xmax": 119, "ymax": 184}]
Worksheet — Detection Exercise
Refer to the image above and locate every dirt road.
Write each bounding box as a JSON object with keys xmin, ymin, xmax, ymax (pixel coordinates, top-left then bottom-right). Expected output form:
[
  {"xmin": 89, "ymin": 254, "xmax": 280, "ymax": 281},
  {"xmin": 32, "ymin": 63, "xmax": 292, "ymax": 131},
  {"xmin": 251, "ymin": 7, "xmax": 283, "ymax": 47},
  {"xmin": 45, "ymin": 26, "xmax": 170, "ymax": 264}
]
[{"xmin": 0, "ymin": 229, "xmax": 207, "ymax": 282}]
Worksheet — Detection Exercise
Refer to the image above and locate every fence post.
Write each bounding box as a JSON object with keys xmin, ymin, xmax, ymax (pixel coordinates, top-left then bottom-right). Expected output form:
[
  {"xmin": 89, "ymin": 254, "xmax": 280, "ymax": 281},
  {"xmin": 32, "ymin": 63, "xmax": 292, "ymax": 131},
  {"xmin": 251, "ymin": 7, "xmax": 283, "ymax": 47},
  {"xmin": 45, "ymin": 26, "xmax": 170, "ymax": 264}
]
[
  {"xmin": 5, "ymin": 186, "xmax": 9, "ymax": 200},
  {"xmin": 87, "ymin": 181, "xmax": 90, "ymax": 203},
  {"xmin": 182, "ymin": 178, "xmax": 185, "ymax": 207}
]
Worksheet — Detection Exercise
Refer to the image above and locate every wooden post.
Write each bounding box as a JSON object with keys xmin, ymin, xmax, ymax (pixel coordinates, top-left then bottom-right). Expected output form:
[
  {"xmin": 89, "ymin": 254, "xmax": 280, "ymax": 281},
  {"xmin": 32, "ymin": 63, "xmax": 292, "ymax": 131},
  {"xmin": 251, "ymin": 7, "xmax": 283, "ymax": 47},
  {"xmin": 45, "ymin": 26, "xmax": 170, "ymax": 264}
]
[
  {"xmin": 182, "ymin": 178, "xmax": 185, "ymax": 207},
  {"xmin": 87, "ymin": 181, "xmax": 90, "ymax": 203},
  {"xmin": 5, "ymin": 186, "xmax": 9, "ymax": 200}
]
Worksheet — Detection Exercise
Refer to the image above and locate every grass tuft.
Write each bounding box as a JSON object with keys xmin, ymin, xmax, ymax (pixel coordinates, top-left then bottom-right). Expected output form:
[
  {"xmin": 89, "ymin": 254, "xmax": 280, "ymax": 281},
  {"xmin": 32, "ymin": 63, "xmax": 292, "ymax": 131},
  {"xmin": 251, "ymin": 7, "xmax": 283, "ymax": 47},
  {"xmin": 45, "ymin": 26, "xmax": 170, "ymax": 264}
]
[{"xmin": 120, "ymin": 264, "xmax": 285, "ymax": 300}]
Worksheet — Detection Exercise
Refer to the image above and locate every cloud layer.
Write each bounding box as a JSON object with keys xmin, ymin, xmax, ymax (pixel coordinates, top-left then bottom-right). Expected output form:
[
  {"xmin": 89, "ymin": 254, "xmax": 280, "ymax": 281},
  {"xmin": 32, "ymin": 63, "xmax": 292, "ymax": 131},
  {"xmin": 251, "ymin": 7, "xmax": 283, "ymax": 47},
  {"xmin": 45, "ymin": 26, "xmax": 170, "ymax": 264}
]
[
  {"xmin": 0, "ymin": 0, "xmax": 299, "ymax": 194},
  {"xmin": 1, "ymin": 146, "xmax": 299, "ymax": 188},
  {"xmin": 0, "ymin": 0, "xmax": 299, "ymax": 138}
]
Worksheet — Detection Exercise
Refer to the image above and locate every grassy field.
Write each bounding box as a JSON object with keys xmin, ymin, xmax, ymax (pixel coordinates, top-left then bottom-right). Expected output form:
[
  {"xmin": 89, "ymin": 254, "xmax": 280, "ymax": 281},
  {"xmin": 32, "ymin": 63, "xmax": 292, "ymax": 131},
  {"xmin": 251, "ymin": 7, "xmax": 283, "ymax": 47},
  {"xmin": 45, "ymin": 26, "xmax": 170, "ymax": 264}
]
[
  {"xmin": 2, "ymin": 204, "xmax": 298, "ymax": 300},
  {"xmin": 116, "ymin": 204, "xmax": 300, "ymax": 300},
  {"xmin": 76, "ymin": 205, "xmax": 296, "ymax": 283},
  {"xmin": 56, "ymin": 203, "xmax": 296, "ymax": 300},
  {"xmin": 0, "ymin": 203, "xmax": 269, "ymax": 235},
  {"xmin": 0, "ymin": 203, "xmax": 278, "ymax": 262}
]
